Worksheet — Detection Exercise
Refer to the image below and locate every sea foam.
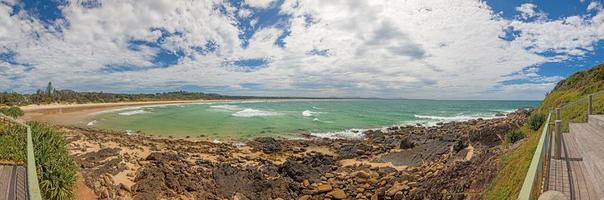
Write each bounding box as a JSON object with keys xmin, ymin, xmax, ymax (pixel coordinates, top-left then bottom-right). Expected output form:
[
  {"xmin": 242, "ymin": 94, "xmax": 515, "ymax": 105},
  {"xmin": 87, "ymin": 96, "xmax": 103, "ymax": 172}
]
[
  {"xmin": 210, "ymin": 105, "xmax": 241, "ymax": 111},
  {"xmin": 232, "ymin": 108, "xmax": 281, "ymax": 117},
  {"xmin": 118, "ymin": 109, "xmax": 150, "ymax": 116},
  {"xmin": 302, "ymin": 110, "xmax": 323, "ymax": 117},
  {"xmin": 87, "ymin": 120, "xmax": 97, "ymax": 126},
  {"xmin": 310, "ymin": 128, "xmax": 366, "ymax": 139}
]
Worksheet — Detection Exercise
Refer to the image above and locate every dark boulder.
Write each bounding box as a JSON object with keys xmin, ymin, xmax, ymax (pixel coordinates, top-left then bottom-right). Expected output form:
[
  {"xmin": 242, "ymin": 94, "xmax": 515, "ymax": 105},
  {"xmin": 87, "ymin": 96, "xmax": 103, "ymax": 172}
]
[{"xmin": 248, "ymin": 137, "xmax": 283, "ymax": 154}]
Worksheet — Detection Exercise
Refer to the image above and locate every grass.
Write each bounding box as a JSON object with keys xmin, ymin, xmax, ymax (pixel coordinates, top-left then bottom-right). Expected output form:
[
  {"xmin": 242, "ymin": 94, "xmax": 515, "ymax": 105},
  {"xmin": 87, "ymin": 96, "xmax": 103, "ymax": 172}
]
[
  {"xmin": 484, "ymin": 126, "xmax": 540, "ymax": 199},
  {"xmin": 0, "ymin": 119, "xmax": 76, "ymax": 200},
  {"xmin": 484, "ymin": 64, "xmax": 604, "ymax": 198}
]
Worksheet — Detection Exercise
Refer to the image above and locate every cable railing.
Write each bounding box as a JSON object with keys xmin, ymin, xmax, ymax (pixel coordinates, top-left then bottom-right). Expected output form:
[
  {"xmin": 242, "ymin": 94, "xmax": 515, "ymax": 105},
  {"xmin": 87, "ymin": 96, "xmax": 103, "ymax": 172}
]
[
  {"xmin": 518, "ymin": 90, "xmax": 603, "ymax": 199},
  {"xmin": 0, "ymin": 113, "xmax": 42, "ymax": 200},
  {"xmin": 557, "ymin": 90, "xmax": 604, "ymax": 132}
]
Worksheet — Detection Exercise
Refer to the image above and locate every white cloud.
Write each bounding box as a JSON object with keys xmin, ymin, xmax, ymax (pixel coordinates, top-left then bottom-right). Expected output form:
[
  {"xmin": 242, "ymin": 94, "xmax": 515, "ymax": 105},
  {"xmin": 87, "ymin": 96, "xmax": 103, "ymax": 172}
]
[
  {"xmin": 515, "ymin": 3, "xmax": 547, "ymax": 20},
  {"xmin": 588, "ymin": 1, "xmax": 603, "ymax": 11},
  {"xmin": 0, "ymin": 0, "xmax": 603, "ymax": 100},
  {"xmin": 244, "ymin": 0, "xmax": 275, "ymax": 9}
]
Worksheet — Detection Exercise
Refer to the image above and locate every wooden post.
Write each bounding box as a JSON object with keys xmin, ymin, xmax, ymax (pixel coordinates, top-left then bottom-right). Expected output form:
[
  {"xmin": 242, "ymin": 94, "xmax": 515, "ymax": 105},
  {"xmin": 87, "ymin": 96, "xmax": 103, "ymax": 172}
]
[
  {"xmin": 554, "ymin": 120, "xmax": 562, "ymax": 159},
  {"xmin": 556, "ymin": 108, "xmax": 561, "ymax": 121},
  {"xmin": 588, "ymin": 94, "xmax": 593, "ymax": 115}
]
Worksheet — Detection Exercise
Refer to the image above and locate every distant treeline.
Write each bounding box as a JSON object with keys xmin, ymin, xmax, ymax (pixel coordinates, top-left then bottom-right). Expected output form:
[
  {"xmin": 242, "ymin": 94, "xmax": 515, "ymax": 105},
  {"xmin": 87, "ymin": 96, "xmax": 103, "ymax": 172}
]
[{"xmin": 0, "ymin": 82, "xmax": 318, "ymax": 106}]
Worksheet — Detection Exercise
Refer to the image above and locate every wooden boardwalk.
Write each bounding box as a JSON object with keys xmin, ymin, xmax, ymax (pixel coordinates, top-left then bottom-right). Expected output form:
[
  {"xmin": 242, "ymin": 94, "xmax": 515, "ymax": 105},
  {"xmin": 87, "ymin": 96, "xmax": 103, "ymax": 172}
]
[
  {"xmin": 0, "ymin": 165, "xmax": 28, "ymax": 200},
  {"xmin": 545, "ymin": 115, "xmax": 604, "ymax": 199}
]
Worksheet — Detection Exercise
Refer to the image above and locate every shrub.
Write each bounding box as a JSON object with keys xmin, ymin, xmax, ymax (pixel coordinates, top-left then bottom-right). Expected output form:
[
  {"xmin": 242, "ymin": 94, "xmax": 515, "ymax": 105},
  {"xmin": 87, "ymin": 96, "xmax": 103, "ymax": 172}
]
[
  {"xmin": 0, "ymin": 124, "xmax": 26, "ymax": 162},
  {"xmin": 528, "ymin": 113, "xmax": 545, "ymax": 131},
  {"xmin": 28, "ymin": 122, "xmax": 77, "ymax": 200},
  {"xmin": 0, "ymin": 106, "xmax": 24, "ymax": 118},
  {"xmin": 507, "ymin": 130, "xmax": 525, "ymax": 144}
]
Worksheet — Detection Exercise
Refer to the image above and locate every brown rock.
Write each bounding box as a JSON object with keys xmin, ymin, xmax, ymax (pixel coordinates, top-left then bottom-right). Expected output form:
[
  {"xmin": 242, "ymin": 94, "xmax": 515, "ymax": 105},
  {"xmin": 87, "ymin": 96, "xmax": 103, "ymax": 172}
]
[
  {"xmin": 386, "ymin": 182, "xmax": 409, "ymax": 196},
  {"xmin": 328, "ymin": 189, "xmax": 347, "ymax": 199},
  {"xmin": 303, "ymin": 179, "xmax": 310, "ymax": 188},
  {"xmin": 120, "ymin": 183, "xmax": 131, "ymax": 192},
  {"xmin": 299, "ymin": 195, "xmax": 311, "ymax": 200},
  {"xmin": 317, "ymin": 184, "xmax": 333, "ymax": 193},
  {"xmin": 351, "ymin": 170, "xmax": 371, "ymax": 179}
]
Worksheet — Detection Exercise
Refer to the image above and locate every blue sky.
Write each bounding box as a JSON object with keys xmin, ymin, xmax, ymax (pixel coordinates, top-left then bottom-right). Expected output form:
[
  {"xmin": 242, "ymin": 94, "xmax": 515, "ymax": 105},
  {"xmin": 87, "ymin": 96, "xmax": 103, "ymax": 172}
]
[{"xmin": 0, "ymin": 0, "xmax": 603, "ymax": 100}]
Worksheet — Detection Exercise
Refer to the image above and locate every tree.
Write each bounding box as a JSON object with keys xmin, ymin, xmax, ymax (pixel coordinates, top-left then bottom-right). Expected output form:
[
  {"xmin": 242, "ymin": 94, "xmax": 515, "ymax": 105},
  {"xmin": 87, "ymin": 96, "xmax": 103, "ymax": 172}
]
[{"xmin": 46, "ymin": 82, "xmax": 54, "ymax": 96}]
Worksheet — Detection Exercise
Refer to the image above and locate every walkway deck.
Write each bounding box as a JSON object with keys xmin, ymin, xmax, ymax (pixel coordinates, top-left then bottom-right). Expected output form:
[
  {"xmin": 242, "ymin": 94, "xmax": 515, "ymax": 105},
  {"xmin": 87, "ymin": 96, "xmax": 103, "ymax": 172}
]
[
  {"xmin": 0, "ymin": 165, "xmax": 28, "ymax": 200},
  {"xmin": 545, "ymin": 115, "xmax": 604, "ymax": 199}
]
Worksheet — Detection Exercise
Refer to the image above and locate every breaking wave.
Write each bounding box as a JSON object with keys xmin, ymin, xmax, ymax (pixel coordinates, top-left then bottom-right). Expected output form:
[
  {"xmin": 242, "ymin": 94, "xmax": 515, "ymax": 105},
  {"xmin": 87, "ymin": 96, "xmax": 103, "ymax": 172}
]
[
  {"xmin": 118, "ymin": 109, "xmax": 150, "ymax": 116},
  {"xmin": 210, "ymin": 105, "xmax": 242, "ymax": 111},
  {"xmin": 310, "ymin": 128, "xmax": 366, "ymax": 139},
  {"xmin": 232, "ymin": 108, "xmax": 281, "ymax": 117},
  {"xmin": 87, "ymin": 120, "xmax": 97, "ymax": 126}
]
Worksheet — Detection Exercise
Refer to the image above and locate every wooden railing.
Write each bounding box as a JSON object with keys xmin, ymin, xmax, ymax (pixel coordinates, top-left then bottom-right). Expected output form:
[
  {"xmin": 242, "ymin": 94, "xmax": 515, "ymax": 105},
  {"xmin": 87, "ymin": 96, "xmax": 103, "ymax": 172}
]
[
  {"xmin": 0, "ymin": 113, "xmax": 42, "ymax": 200},
  {"xmin": 518, "ymin": 112, "xmax": 552, "ymax": 199}
]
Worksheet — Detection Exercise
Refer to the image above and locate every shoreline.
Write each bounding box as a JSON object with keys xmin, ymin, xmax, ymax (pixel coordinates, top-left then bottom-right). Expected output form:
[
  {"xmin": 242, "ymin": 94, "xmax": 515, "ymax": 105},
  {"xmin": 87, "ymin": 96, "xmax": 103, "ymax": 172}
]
[
  {"xmin": 21, "ymin": 99, "xmax": 246, "ymax": 126},
  {"xmin": 21, "ymin": 99, "xmax": 526, "ymax": 142}
]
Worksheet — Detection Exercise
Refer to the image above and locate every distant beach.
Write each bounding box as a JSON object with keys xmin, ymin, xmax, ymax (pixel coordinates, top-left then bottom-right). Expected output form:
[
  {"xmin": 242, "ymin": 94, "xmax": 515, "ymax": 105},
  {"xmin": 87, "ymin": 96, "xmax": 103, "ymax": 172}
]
[{"xmin": 20, "ymin": 99, "xmax": 235, "ymax": 126}]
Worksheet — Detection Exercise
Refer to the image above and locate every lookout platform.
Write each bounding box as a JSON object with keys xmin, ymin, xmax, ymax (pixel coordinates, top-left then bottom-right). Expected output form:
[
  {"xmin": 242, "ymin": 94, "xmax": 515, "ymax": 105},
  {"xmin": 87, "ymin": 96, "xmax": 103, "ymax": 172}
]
[{"xmin": 545, "ymin": 115, "xmax": 604, "ymax": 199}]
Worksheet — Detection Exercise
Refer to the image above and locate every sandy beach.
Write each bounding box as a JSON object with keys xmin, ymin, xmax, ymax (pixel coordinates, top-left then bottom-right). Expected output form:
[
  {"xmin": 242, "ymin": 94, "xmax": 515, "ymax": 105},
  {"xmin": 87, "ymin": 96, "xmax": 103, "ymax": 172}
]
[{"xmin": 20, "ymin": 99, "xmax": 237, "ymax": 126}]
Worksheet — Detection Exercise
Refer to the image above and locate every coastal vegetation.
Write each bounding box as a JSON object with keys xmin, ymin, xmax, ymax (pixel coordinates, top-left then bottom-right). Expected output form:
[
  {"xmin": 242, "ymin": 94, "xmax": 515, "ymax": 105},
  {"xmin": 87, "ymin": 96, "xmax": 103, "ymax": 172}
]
[
  {"xmin": 0, "ymin": 119, "xmax": 76, "ymax": 200},
  {"xmin": 485, "ymin": 63, "xmax": 604, "ymax": 198},
  {"xmin": 1, "ymin": 82, "xmax": 348, "ymax": 107},
  {"xmin": 0, "ymin": 82, "xmax": 230, "ymax": 106},
  {"xmin": 506, "ymin": 130, "xmax": 525, "ymax": 144},
  {"xmin": 0, "ymin": 106, "xmax": 24, "ymax": 118},
  {"xmin": 527, "ymin": 113, "xmax": 544, "ymax": 131}
]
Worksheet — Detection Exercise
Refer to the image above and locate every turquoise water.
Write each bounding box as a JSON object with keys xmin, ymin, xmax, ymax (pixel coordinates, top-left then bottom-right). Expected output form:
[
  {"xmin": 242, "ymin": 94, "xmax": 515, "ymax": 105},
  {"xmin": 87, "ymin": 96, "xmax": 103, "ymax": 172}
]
[{"xmin": 88, "ymin": 99, "xmax": 539, "ymax": 139}]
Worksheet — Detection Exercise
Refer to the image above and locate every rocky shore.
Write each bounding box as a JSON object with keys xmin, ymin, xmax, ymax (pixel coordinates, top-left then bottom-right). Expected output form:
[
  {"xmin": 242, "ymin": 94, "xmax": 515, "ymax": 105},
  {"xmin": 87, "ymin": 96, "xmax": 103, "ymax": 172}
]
[{"xmin": 62, "ymin": 109, "xmax": 531, "ymax": 200}]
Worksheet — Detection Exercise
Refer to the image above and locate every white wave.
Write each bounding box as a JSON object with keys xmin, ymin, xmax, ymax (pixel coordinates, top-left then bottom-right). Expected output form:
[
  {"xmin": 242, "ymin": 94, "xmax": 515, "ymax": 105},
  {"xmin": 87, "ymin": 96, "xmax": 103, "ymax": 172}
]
[
  {"xmin": 118, "ymin": 109, "xmax": 150, "ymax": 116},
  {"xmin": 210, "ymin": 105, "xmax": 242, "ymax": 111},
  {"xmin": 310, "ymin": 128, "xmax": 366, "ymax": 139},
  {"xmin": 491, "ymin": 109, "xmax": 517, "ymax": 114},
  {"xmin": 413, "ymin": 113, "xmax": 503, "ymax": 124},
  {"xmin": 302, "ymin": 110, "xmax": 322, "ymax": 117},
  {"xmin": 414, "ymin": 114, "xmax": 481, "ymax": 121},
  {"xmin": 87, "ymin": 120, "xmax": 97, "ymax": 126},
  {"xmin": 313, "ymin": 118, "xmax": 320, "ymax": 121},
  {"xmin": 125, "ymin": 130, "xmax": 136, "ymax": 135},
  {"xmin": 90, "ymin": 106, "xmax": 143, "ymax": 115},
  {"xmin": 232, "ymin": 108, "xmax": 281, "ymax": 117}
]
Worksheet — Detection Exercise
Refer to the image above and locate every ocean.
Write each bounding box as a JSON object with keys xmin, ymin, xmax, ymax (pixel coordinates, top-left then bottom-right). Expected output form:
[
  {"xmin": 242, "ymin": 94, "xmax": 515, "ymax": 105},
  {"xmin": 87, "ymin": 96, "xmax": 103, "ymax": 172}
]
[{"xmin": 86, "ymin": 99, "xmax": 540, "ymax": 139}]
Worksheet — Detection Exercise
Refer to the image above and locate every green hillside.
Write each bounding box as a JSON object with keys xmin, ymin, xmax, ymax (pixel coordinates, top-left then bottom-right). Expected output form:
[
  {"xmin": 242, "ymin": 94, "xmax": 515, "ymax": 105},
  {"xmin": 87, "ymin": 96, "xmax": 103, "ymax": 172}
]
[{"xmin": 485, "ymin": 63, "xmax": 604, "ymax": 198}]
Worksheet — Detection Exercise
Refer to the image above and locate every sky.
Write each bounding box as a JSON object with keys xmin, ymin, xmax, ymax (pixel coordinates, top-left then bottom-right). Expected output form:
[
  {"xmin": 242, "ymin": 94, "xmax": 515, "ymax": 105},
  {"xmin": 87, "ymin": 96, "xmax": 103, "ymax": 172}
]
[{"xmin": 1, "ymin": 0, "xmax": 604, "ymax": 100}]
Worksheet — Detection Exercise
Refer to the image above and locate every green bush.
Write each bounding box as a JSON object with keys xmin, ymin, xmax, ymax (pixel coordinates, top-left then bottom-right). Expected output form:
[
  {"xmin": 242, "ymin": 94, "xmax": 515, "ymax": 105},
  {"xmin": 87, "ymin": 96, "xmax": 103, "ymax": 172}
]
[
  {"xmin": 0, "ymin": 106, "xmax": 24, "ymax": 118},
  {"xmin": 507, "ymin": 130, "xmax": 526, "ymax": 144},
  {"xmin": 28, "ymin": 122, "xmax": 77, "ymax": 200},
  {"xmin": 528, "ymin": 113, "xmax": 545, "ymax": 131}
]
